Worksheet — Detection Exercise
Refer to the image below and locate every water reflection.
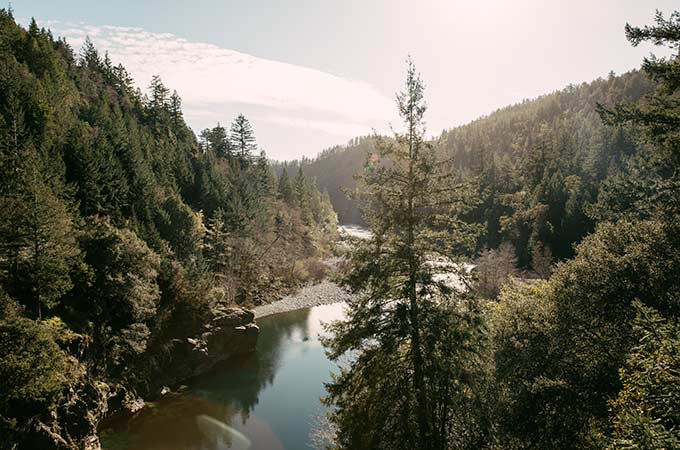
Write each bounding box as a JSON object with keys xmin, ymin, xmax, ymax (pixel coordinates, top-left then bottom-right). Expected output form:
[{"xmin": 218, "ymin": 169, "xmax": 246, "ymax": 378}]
[{"xmin": 100, "ymin": 303, "xmax": 345, "ymax": 450}]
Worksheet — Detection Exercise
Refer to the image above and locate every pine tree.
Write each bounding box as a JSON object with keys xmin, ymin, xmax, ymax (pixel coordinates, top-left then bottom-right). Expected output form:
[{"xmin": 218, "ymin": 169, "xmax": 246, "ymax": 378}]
[
  {"xmin": 322, "ymin": 59, "xmax": 481, "ymax": 450},
  {"xmin": 293, "ymin": 166, "xmax": 312, "ymax": 224},
  {"xmin": 169, "ymin": 90, "xmax": 183, "ymax": 130},
  {"xmin": 308, "ymin": 177, "xmax": 323, "ymax": 223},
  {"xmin": 278, "ymin": 167, "xmax": 294, "ymax": 204},
  {"xmin": 148, "ymin": 74, "xmax": 169, "ymax": 125},
  {"xmin": 200, "ymin": 123, "xmax": 230, "ymax": 158},
  {"xmin": 596, "ymin": 10, "xmax": 680, "ymax": 222},
  {"xmin": 254, "ymin": 150, "xmax": 276, "ymax": 196},
  {"xmin": 229, "ymin": 114, "xmax": 257, "ymax": 160},
  {"xmin": 80, "ymin": 36, "xmax": 100, "ymax": 69},
  {"xmin": 0, "ymin": 146, "xmax": 79, "ymax": 318}
]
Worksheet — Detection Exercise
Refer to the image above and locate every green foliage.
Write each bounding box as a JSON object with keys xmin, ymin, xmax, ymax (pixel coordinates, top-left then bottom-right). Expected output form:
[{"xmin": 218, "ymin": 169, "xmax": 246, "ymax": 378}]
[
  {"xmin": 606, "ymin": 301, "xmax": 680, "ymax": 449},
  {"xmin": 293, "ymin": 166, "xmax": 313, "ymax": 223},
  {"xmin": 294, "ymin": 71, "xmax": 653, "ymax": 268},
  {"xmin": 488, "ymin": 279, "xmax": 578, "ymax": 448},
  {"xmin": 0, "ymin": 10, "xmax": 341, "ymax": 447},
  {"xmin": 0, "ymin": 143, "xmax": 80, "ymax": 318},
  {"xmin": 484, "ymin": 217, "xmax": 680, "ymax": 447},
  {"xmin": 0, "ymin": 317, "xmax": 70, "ymax": 436},
  {"xmin": 75, "ymin": 217, "xmax": 161, "ymax": 378},
  {"xmin": 156, "ymin": 194, "xmax": 205, "ymax": 260},
  {"xmin": 323, "ymin": 59, "xmax": 482, "ymax": 450},
  {"xmin": 199, "ymin": 122, "xmax": 230, "ymax": 158},
  {"xmin": 274, "ymin": 136, "xmax": 376, "ymax": 224},
  {"xmin": 278, "ymin": 166, "xmax": 294, "ymax": 203},
  {"xmin": 480, "ymin": 12, "xmax": 680, "ymax": 447}
]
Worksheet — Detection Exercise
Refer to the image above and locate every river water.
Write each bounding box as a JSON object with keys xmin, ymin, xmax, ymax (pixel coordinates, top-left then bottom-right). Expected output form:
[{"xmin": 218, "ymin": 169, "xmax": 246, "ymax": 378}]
[{"xmin": 100, "ymin": 302, "xmax": 346, "ymax": 450}]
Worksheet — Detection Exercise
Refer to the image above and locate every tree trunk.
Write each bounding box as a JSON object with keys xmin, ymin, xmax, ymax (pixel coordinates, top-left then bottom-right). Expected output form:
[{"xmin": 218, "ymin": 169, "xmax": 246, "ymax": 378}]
[{"xmin": 407, "ymin": 112, "xmax": 430, "ymax": 450}]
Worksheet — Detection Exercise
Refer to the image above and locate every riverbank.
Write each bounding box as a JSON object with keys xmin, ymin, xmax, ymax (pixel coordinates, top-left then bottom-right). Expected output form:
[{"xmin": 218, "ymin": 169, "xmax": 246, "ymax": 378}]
[{"xmin": 253, "ymin": 280, "xmax": 354, "ymax": 319}]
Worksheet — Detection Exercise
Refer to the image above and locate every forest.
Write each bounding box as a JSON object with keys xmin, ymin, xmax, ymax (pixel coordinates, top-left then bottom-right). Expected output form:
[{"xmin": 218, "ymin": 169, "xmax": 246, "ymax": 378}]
[
  {"xmin": 1, "ymin": 4, "xmax": 680, "ymax": 450},
  {"xmin": 0, "ymin": 9, "xmax": 336, "ymax": 449},
  {"xmin": 290, "ymin": 69, "xmax": 654, "ymax": 268},
  {"xmin": 316, "ymin": 10, "xmax": 680, "ymax": 450}
]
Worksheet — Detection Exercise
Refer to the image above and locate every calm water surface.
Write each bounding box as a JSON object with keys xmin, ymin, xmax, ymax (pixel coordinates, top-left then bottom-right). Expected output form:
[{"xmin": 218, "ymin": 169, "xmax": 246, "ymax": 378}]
[{"xmin": 100, "ymin": 302, "xmax": 346, "ymax": 450}]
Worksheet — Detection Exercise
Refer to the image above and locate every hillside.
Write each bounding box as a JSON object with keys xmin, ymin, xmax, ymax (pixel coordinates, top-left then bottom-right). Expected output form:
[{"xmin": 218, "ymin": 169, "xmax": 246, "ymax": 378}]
[{"xmin": 290, "ymin": 69, "xmax": 654, "ymax": 266}]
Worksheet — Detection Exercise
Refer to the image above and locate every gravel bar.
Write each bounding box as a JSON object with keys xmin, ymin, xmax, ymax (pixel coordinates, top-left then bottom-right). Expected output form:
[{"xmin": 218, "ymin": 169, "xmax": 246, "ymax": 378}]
[{"xmin": 253, "ymin": 280, "xmax": 354, "ymax": 319}]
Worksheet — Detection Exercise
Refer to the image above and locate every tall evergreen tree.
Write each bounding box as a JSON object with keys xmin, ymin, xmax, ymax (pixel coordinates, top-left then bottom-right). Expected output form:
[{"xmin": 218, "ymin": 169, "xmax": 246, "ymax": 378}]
[
  {"xmin": 322, "ymin": 59, "xmax": 481, "ymax": 450},
  {"xmin": 169, "ymin": 90, "xmax": 183, "ymax": 129},
  {"xmin": 0, "ymin": 146, "xmax": 79, "ymax": 318},
  {"xmin": 254, "ymin": 150, "xmax": 276, "ymax": 196},
  {"xmin": 293, "ymin": 166, "xmax": 313, "ymax": 224},
  {"xmin": 278, "ymin": 167, "xmax": 294, "ymax": 204},
  {"xmin": 229, "ymin": 114, "xmax": 257, "ymax": 160},
  {"xmin": 199, "ymin": 123, "xmax": 230, "ymax": 158},
  {"xmin": 148, "ymin": 74, "xmax": 169, "ymax": 125}
]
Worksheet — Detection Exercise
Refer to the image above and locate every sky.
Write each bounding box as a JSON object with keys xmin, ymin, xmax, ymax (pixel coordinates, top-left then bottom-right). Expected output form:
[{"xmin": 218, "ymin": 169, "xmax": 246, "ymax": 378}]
[{"xmin": 11, "ymin": 0, "xmax": 679, "ymax": 161}]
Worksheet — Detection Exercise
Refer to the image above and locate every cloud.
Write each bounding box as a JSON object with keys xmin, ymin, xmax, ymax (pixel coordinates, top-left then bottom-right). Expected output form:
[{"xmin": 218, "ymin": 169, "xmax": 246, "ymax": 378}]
[
  {"xmin": 257, "ymin": 115, "xmax": 374, "ymax": 136},
  {"xmin": 37, "ymin": 19, "xmax": 394, "ymax": 136}
]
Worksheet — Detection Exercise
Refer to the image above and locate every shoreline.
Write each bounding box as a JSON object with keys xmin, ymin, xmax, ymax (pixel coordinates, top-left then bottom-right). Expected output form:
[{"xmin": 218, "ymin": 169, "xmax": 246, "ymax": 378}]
[{"xmin": 252, "ymin": 279, "xmax": 354, "ymax": 319}]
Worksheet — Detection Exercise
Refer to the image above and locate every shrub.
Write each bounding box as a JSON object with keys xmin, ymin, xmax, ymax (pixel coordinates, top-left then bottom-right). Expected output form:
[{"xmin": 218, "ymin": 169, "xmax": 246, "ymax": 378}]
[{"xmin": 0, "ymin": 318, "xmax": 70, "ymax": 435}]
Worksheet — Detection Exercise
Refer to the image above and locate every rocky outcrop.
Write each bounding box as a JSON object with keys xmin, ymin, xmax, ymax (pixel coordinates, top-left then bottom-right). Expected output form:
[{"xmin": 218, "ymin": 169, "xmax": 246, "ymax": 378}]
[
  {"xmin": 17, "ymin": 373, "xmax": 110, "ymax": 450},
  {"xmin": 14, "ymin": 306, "xmax": 258, "ymax": 450},
  {"xmin": 145, "ymin": 306, "xmax": 259, "ymax": 397}
]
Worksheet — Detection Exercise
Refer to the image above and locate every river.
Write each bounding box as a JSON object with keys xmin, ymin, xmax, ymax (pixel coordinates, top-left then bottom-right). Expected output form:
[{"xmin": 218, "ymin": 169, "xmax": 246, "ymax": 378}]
[{"xmin": 100, "ymin": 302, "xmax": 346, "ymax": 450}]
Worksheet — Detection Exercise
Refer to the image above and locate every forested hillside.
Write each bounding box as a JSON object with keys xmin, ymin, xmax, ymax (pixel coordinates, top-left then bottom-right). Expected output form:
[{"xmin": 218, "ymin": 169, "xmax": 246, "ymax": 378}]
[
  {"xmin": 0, "ymin": 10, "xmax": 336, "ymax": 449},
  {"xmin": 273, "ymin": 136, "xmax": 376, "ymax": 225},
  {"xmin": 294, "ymin": 70, "xmax": 654, "ymax": 267},
  {"xmin": 319, "ymin": 11, "xmax": 680, "ymax": 449}
]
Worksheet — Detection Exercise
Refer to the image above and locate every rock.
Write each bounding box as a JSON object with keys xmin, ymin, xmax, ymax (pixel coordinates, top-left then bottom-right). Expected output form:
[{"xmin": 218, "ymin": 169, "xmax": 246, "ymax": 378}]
[
  {"xmin": 160, "ymin": 386, "xmax": 171, "ymax": 395},
  {"xmin": 123, "ymin": 396, "xmax": 145, "ymax": 413},
  {"xmin": 144, "ymin": 306, "xmax": 259, "ymax": 396},
  {"xmin": 252, "ymin": 280, "xmax": 353, "ymax": 319}
]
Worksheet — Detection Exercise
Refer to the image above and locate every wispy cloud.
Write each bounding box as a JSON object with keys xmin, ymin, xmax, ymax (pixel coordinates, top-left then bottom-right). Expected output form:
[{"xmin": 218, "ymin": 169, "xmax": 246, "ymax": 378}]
[
  {"xmin": 38, "ymin": 19, "xmax": 394, "ymax": 138},
  {"xmin": 257, "ymin": 115, "xmax": 374, "ymax": 136}
]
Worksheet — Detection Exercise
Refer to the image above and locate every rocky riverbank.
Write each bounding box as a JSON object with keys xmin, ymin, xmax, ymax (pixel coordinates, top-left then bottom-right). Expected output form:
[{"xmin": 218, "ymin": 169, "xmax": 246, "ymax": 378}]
[{"xmin": 253, "ymin": 280, "xmax": 354, "ymax": 319}]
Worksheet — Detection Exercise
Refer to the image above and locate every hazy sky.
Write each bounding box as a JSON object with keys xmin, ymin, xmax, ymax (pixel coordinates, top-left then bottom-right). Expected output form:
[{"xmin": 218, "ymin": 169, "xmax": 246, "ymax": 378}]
[{"xmin": 13, "ymin": 0, "xmax": 678, "ymax": 160}]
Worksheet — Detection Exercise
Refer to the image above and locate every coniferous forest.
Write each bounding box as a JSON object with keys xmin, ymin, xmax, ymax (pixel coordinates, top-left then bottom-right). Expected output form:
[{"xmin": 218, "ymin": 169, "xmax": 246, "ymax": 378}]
[
  {"xmin": 2, "ymin": 5, "xmax": 680, "ymax": 450},
  {"xmin": 0, "ymin": 9, "xmax": 337, "ymax": 448}
]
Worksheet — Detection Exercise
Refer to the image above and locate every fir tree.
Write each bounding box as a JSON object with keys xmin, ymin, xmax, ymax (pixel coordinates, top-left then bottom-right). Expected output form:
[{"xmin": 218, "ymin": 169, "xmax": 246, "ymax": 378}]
[
  {"xmin": 254, "ymin": 150, "xmax": 276, "ymax": 196},
  {"xmin": 322, "ymin": 59, "xmax": 481, "ymax": 450},
  {"xmin": 0, "ymin": 146, "xmax": 79, "ymax": 318},
  {"xmin": 200, "ymin": 123, "xmax": 230, "ymax": 158},
  {"xmin": 169, "ymin": 90, "xmax": 183, "ymax": 129},
  {"xmin": 229, "ymin": 114, "xmax": 257, "ymax": 160},
  {"xmin": 278, "ymin": 167, "xmax": 294, "ymax": 204},
  {"xmin": 148, "ymin": 74, "xmax": 169, "ymax": 125},
  {"xmin": 293, "ymin": 166, "xmax": 312, "ymax": 223}
]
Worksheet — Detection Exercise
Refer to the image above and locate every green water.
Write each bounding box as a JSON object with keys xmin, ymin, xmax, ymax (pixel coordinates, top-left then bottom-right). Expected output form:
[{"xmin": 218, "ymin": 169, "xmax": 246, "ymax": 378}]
[{"xmin": 100, "ymin": 302, "xmax": 346, "ymax": 450}]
